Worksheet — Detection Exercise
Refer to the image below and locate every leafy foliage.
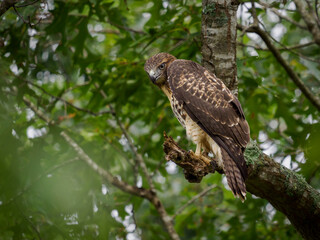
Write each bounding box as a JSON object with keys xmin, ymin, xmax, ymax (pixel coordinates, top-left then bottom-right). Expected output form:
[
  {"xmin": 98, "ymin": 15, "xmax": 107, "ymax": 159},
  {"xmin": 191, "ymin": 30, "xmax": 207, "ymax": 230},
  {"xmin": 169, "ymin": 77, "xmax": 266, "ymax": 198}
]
[{"xmin": 0, "ymin": 0, "xmax": 319, "ymax": 239}]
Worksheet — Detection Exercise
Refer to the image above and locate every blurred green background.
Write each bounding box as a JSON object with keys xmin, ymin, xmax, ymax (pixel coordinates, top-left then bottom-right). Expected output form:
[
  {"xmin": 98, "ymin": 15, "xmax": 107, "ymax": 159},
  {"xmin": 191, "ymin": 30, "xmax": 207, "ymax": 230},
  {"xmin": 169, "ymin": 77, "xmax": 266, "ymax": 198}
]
[{"xmin": 0, "ymin": 0, "xmax": 319, "ymax": 239}]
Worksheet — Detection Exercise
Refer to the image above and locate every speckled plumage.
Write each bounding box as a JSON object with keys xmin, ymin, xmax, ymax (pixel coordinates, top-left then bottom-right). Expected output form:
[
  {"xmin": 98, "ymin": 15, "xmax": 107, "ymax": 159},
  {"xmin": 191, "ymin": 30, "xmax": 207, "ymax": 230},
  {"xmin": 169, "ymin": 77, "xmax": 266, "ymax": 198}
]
[{"xmin": 144, "ymin": 53, "xmax": 250, "ymax": 201}]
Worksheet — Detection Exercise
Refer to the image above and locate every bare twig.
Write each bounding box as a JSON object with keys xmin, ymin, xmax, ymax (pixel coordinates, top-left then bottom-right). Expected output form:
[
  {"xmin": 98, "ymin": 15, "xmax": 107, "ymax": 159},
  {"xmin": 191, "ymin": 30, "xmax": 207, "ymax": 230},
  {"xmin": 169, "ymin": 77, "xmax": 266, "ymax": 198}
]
[
  {"xmin": 93, "ymin": 83, "xmax": 156, "ymax": 191},
  {"xmin": 63, "ymin": 81, "xmax": 91, "ymax": 93},
  {"xmin": 60, "ymin": 131, "xmax": 153, "ymax": 198},
  {"xmin": 16, "ymin": 0, "xmax": 40, "ymax": 8},
  {"xmin": 238, "ymin": 40, "xmax": 320, "ymax": 64},
  {"xmin": 114, "ymin": 107, "xmax": 156, "ymax": 190},
  {"xmin": 92, "ymin": 84, "xmax": 180, "ymax": 240},
  {"xmin": 13, "ymin": 5, "xmax": 28, "ymax": 23},
  {"xmin": 61, "ymin": 131, "xmax": 180, "ymax": 240},
  {"xmin": 237, "ymin": 23, "xmax": 320, "ymax": 111},
  {"xmin": 0, "ymin": 0, "xmax": 18, "ymax": 17},
  {"xmin": 238, "ymin": 41, "xmax": 316, "ymax": 51},
  {"xmin": 107, "ymin": 20, "xmax": 144, "ymax": 34},
  {"xmin": 259, "ymin": 1, "xmax": 308, "ymax": 30},
  {"xmin": 13, "ymin": 4, "xmax": 42, "ymax": 28},
  {"xmin": 256, "ymin": 18, "xmax": 320, "ymax": 64},
  {"xmin": 251, "ymin": 0, "xmax": 258, "ymax": 26},
  {"xmin": 15, "ymin": 203, "xmax": 42, "ymax": 240},
  {"xmin": 25, "ymin": 80, "xmax": 111, "ymax": 116},
  {"xmin": 23, "ymin": 96, "xmax": 55, "ymax": 124},
  {"xmin": 172, "ymin": 185, "xmax": 217, "ymax": 219},
  {"xmin": 100, "ymin": 133, "xmax": 139, "ymax": 183},
  {"xmin": 61, "ymin": 131, "xmax": 185, "ymax": 240},
  {"xmin": 245, "ymin": 3, "xmax": 320, "ymax": 108},
  {"xmin": 23, "ymin": 84, "xmax": 180, "ymax": 239},
  {"xmin": 293, "ymin": 0, "xmax": 320, "ymax": 46},
  {"xmin": 23, "ymin": 95, "xmax": 151, "ymax": 199}
]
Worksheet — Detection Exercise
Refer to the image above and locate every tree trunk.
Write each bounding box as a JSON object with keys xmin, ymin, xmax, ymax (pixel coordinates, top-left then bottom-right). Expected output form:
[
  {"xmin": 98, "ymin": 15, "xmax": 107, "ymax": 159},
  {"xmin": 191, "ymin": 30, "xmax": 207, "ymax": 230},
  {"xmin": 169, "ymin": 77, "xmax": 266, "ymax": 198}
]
[
  {"xmin": 201, "ymin": 0, "xmax": 239, "ymax": 94},
  {"xmin": 182, "ymin": 0, "xmax": 320, "ymax": 239}
]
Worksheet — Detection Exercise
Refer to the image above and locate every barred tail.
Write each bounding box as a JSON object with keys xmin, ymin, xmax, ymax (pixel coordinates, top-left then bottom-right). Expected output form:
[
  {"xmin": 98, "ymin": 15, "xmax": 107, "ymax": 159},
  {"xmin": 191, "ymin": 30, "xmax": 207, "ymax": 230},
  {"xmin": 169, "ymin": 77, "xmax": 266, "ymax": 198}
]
[{"xmin": 221, "ymin": 149, "xmax": 247, "ymax": 202}]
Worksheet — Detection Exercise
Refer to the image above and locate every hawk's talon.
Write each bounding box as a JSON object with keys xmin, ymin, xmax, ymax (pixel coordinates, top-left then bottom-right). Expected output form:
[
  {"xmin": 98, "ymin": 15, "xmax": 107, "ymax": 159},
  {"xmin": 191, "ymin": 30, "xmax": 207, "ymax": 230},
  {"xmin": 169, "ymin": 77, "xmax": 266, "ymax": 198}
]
[
  {"xmin": 199, "ymin": 155, "xmax": 211, "ymax": 165},
  {"xmin": 188, "ymin": 150, "xmax": 211, "ymax": 166}
]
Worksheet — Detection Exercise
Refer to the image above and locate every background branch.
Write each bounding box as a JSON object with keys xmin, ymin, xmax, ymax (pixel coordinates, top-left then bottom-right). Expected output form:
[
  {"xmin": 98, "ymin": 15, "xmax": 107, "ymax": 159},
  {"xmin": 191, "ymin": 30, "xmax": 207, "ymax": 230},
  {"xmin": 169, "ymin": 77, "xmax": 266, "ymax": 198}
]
[
  {"xmin": 25, "ymin": 80, "xmax": 111, "ymax": 116},
  {"xmin": 237, "ymin": 41, "xmax": 315, "ymax": 51},
  {"xmin": 237, "ymin": 23, "xmax": 320, "ymax": 111},
  {"xmin": 23, "ymin": 94, "xmax": 180, "ymax": 240},
  {"xmin": 172, "ymin": 185, "xmax": 217, "ymax": 219},
  {"xmin": 1, "ymin": 0, "xmax": 42, "ymax": 27},
  {"xmin": 0, "ymin": 0, "xmax": 18, "ymax": 17},
  {"xmin": 293, "ymin": 0, "xmax": 320, "ymax": 46},
  {"xmin": 93, "ymin": 83, "xmax": 156, "ymax": 191},
  {"xmin": 258, "ymin": 1, "xmax": 308, "ymax": 30},
  {"xmin": 16, "ymin": 0, "xmax": 40, "ymax": 8}
]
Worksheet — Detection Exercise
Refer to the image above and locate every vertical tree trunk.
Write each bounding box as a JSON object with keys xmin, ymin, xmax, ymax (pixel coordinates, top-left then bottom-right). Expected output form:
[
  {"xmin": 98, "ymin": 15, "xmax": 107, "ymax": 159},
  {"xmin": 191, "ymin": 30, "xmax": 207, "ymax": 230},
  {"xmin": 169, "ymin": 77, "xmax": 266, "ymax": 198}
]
[
  {"xmin": 200, "ymin": 1, "xmax": 320, "ymax": 239},
  {"xmin": 201, "ymin": 0, "xmax": 239, "ymax": 94}
]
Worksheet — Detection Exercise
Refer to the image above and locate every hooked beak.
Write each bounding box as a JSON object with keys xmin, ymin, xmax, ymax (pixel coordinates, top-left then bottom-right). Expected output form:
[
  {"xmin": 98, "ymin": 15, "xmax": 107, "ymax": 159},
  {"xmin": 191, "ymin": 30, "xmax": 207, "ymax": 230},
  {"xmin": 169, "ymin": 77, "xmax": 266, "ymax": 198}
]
[{"xmin": 148, "ymin": 70, "xmax": 157, "ymax": 83}]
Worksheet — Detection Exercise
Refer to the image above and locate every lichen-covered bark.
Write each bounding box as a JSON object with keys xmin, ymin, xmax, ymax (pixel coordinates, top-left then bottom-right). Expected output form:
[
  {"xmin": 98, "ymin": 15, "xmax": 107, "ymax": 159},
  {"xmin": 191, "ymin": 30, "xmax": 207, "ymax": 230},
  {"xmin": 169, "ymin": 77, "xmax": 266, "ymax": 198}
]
[
  {"xmin": 244, "ymin": 142, "xmax": 320, "ymax": 240},
  {"xmin": 189, "ymin": 1, "xmax": 320, "ymax": 239},
  {"xmin": 164, "ymin": 135, "xmax": 320, "ymax": 240},
  {"xmin": 201, "ymin": 0, "xmax": 239, "ymax": 94}
]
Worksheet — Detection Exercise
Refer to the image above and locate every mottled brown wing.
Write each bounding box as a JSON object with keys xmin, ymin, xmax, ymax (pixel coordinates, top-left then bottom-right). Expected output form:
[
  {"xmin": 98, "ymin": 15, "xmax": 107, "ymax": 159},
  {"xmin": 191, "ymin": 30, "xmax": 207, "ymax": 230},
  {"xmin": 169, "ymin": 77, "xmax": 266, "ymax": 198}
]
[{"xmin": 167, "ymin": 59, "xmax": 250, "ymax": 179}]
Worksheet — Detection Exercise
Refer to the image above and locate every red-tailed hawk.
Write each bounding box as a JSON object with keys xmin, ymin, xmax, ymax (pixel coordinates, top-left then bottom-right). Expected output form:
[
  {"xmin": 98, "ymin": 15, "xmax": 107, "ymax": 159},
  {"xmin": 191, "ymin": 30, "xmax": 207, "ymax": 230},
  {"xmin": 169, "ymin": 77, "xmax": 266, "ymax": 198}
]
[{"xmin": 144, "ymin": 53, "xmax": 250, "ymax": 201}]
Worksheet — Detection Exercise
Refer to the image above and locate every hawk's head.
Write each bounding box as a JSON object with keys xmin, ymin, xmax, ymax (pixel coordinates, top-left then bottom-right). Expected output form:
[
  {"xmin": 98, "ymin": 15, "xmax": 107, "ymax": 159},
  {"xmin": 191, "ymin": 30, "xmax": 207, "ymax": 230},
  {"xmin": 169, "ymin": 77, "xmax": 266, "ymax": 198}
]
[{"xmin": 144, "ymin": 52, "xmax": 176, "ymax": 86}]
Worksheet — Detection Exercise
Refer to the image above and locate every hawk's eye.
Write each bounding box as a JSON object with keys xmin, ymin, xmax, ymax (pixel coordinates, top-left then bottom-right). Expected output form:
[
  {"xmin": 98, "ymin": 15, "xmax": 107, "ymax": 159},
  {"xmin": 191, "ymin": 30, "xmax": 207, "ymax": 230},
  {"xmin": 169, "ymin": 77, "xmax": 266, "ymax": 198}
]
[{"xmin": 159, "ymin": 63, "xmax": 165, "ymax": 70}]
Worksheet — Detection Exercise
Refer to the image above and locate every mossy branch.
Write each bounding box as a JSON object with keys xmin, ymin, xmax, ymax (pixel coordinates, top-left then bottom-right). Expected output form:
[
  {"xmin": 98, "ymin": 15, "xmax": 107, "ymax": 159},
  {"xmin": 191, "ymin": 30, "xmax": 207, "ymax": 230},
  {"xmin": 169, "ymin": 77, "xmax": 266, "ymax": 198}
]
[{"xmin": 163, "ymin": 133, "xmax": 320, "ymax": 240}]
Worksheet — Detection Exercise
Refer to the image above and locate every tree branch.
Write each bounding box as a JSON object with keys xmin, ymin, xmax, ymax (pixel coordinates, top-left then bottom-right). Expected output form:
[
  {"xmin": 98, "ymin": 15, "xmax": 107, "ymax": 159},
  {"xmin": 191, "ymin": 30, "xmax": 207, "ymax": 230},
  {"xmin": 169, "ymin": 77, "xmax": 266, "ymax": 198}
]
[
  {"xmin": 172, "ymin": 184, "xmax": 217, "ymax": 219},
  {"xmin": 238, "ymin": 40, "xmax": 320, "ymax": 64},
  {"xmin": 0, "ymin": 0, "xmax": 18, "ymax": 17},
  {"xmin": 112, "ymin": 105, "xmax": 156, "ymax": 191},
  {"xmin": 16, "ymin": 0, "xmax": 40, "ymax": 8},
  {"xmin": 237, "ymin": 40, "xmax": 316, "ymax": 51},
  {"xmin": 107, "ymin": 20, "xmax": 144, "ymax": 34},
  {"xmin": 242, "ymin": 2, "xmax": 320, "ymax": 111},
  {"xmin": 15, "ymin": 202, "xmax": 42, "ymax": 240},
  {"xmin": 25, "ymin": 80, "xmax": 111, "ymax": 116},
  {"xmin": 23, "ymin": 96, "xmax": 55, "ymax": 125},
  {"xmin": 163, "ymin": 132, "xmax": 223, "ymax": 183},
  {"xmin": 258, "ymin": 1, "xmax": 308, "ymax": 30},
  {"xmin": 12, "ymin": 1, "xmax": 42, "ymax": 28},
  {"xmin": 60, "ymin": 130, "xmax": 180, "ymax": 240},
  {"xmin": 60, "ymin": 131, "xmax": 153, "ymax": 199},
  {"xmin": 293, "ymin": 0, "xmax": 320, "ymax": 46},
  {"xmin": 163, "ymin": 134, "xmax": 320, "ymax": 240},
  {"xmin": 23, "ymin": 96, "xmax": 146, "ymax": 197},
  {"xmin": 23, "ymin": 94, "xmax": 180, "ymax": 240},
  {"xmin": 201, "ymin": 0, "xmax": 239, "ymax": 94},
  {"xmin": 93, "ymin": 83, "xmax": 156, "ymax": 191},
  {"xmin": 237, "ymin": 23, "xmax": 320, "ymax": 111}
]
